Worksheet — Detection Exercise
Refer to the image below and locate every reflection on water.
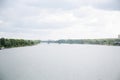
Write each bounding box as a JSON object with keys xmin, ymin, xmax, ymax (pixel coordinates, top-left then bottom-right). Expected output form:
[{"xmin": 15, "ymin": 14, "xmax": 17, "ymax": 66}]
[{"xmin": 0, "ymin": 44, "xmax": 120, "ymax": 80}]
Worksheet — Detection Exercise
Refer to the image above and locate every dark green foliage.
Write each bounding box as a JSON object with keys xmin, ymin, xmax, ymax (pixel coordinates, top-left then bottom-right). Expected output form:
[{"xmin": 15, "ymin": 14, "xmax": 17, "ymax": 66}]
[{"xmin": 0, "ymin": 38, "xmax": 40, "ymax": 48}]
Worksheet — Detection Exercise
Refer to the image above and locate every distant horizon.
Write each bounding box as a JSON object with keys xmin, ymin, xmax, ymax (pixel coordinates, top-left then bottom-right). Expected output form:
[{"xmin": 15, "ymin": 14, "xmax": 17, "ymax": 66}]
[{"xmin": 0, "ymin": 35, "xmax": 119, "ymax": 41}]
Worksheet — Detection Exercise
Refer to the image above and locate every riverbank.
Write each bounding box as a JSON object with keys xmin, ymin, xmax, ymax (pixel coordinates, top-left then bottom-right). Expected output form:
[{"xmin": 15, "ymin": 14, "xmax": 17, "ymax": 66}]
[
  {"xmin": 42, "ymin": 38, "xmax": 120, "ymax": 46},
  {"xmin": 0, "ymin": 38, "xmax": 40, "ymax": 49}
]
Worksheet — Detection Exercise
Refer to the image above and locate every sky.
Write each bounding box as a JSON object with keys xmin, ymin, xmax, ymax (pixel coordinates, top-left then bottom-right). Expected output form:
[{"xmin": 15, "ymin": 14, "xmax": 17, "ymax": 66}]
[{"xmin": 0, "ymin": 0, "xmax": 120, "ymax": 40}]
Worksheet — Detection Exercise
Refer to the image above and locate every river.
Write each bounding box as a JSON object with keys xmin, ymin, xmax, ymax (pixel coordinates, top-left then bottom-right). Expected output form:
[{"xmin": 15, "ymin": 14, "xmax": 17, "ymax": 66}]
[{"xmin": 0, "ymin": 43, "xmax": 120, "ymax": 80}]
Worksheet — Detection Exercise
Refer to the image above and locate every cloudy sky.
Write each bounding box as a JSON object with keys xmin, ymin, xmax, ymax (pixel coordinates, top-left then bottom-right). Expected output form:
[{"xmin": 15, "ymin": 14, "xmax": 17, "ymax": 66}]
[{"xmin": 0, "ymin": 0, "xmax": 120, "ymax": 40}]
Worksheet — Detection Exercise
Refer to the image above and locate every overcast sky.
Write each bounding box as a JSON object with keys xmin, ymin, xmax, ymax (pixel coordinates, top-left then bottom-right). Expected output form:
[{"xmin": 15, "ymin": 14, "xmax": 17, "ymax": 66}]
[{"xmin": 0, "ymin": 0, "xmax": 120, "ymax": 40}]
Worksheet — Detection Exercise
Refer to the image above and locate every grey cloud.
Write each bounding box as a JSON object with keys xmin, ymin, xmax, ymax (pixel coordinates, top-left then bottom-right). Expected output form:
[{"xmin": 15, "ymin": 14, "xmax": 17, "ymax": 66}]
[
  {"xmin": 1, "ymin": 0, "xmax": 120, "ymax": 11},
  {"xmin": 0, "ymin": 0, "xmax": 15, "ymax": 8},
  {"xmin": 0, "ymin": 0, "xmax": 5, "ymax": 7},
  {"xmin": 94, "ymin": 0, "xmax": 120, "ymax": 10},
  {"xmin": 0, "ymin": 0, "xmax": 120, "ymax": 38},
  {"xmin": 0, "ymin": 25, "xmax": 51, "ymax": 36},
  {"xmin": 24, "ymin": 0, "xmax": 120, "ymax": 10},
  {"xmin": 0, "ymin": 17, "xmax": 71, "ymax": 33},
  {"xmin": 11, "ymin": 20, "xmax": 72, "ymax": 30},
  {"xmin": 27, "ymin": 1, "xmax": 75, "ymax": 10}
]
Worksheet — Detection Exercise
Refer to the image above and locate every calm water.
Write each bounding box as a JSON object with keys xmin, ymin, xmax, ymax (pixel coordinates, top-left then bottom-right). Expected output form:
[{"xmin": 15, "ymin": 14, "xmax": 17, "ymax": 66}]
[{"xmin": 0, "ymin": 44, "xmax": 120, "ymax": 80}]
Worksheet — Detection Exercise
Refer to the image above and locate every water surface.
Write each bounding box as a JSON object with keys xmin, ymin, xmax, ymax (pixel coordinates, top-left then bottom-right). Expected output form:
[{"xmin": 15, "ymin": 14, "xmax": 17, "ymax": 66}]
[{"xmin": 0, "ymin": 44, "xmax": 120, "ymax": 80}]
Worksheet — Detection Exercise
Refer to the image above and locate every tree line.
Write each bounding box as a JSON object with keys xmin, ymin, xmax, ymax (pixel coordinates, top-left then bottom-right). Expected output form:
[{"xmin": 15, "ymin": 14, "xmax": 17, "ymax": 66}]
[
  {"xmin": 0, "ymin": 38, "xmax": 40, "ymax": 48},
  {"xmin": 44, "ymin": 39, "xmax": 120, "ymax": 46}
]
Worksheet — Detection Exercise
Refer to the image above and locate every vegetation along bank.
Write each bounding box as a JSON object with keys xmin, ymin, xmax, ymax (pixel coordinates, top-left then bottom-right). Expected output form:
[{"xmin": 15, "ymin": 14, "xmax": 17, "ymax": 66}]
[
  {"xmin": 0, "ymin": 38, "xmax": 40, "ymax": 49},
  {"xmin": 44, "ymin": 39, "xmax": 120, "ymax": 46}
]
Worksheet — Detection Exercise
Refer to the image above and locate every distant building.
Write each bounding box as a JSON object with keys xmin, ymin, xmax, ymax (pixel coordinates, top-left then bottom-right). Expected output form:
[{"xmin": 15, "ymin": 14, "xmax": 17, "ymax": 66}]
[{"xmin": 118, "ymin": 35, "xmax": 120, "ymax": 38}]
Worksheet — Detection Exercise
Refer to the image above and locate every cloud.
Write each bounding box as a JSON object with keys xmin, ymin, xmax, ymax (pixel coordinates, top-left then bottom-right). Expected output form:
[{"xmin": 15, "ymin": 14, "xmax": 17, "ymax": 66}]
[
  {"xmin": 1, "ymin": 0, "xmax": 120, "ymax": 10},
  {"xmin": 42, "ymin": 6, "xmax": 120, "ymax": 39},
  {"xmin": 23, "ymin": 0, "xmax": 120, "ymax": 10},
  {"xmin": 0, "ymin": 20, "xmax": 3, "ymax": 23},
  {"xmin": 0, "ymin": 0, "xmax": 120, "ymax": 39}
]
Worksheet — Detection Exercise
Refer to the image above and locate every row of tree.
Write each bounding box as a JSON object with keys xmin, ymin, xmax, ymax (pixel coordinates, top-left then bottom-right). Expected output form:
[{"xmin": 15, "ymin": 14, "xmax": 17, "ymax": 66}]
[
  {"xmin": 45, "ymin": 39, "xmax": 120, "ymax": 46},
  {"xmin": 0, "ymin": 38, "xmax": 40, "ymax": 48}
]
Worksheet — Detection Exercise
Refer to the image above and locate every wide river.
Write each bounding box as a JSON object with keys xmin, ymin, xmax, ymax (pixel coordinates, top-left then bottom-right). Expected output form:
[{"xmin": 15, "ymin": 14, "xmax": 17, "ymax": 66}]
[{"xmin": 0, "ymin": 44, "xmax": 120, "ymax": 80}]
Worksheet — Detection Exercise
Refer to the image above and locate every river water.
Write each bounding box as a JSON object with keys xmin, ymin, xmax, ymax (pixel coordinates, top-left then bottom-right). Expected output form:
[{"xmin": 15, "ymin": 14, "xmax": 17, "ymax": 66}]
[{"xmin": 0, "ymin": 44, "xmax": 120, "ymax": 80}]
